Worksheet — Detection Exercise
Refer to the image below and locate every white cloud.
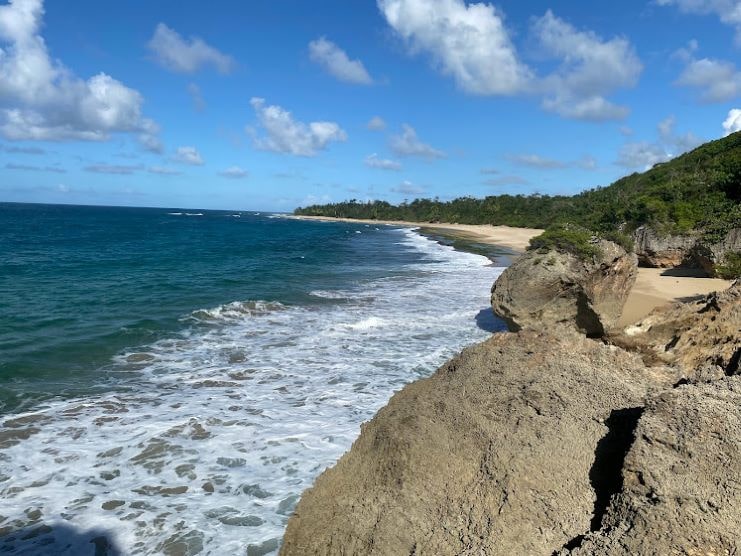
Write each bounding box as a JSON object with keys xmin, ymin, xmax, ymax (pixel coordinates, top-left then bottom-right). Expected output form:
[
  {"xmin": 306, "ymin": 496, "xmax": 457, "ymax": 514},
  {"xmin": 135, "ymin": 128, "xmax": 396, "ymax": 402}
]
[
  {"xmin": 506, "ymin": 153, "xmax": 566, "ymax": 169},
  {"xmin": 6, "ymin": 162, "xmax": 64, "ymax": 173},
  {"xmin": 576, "ymin": 155, "xmax": 598, "ymax": 170},
  {"xmin": 0, "ymin": 0, "xmax": 160, "ymax": 146},
  {"xmin": 248, "ymin": 97, "xmax": 347, "ymax": 157},
  {"xmin": 173, "ymin": 146, "xmax": 204, "ymax": 166},
  {"xmin": 0, "ymin": 143, "xmax": 45, "ymax": 154},
  {"xmin": 657, "ymin": 0, "xmax": 741, "ymax": 44},
  {"xmin": 85, "ymin": 164, "xmax": 141, "ymax": 175},
  {"xmin": 148, "ymin": 166, "xmax": 181, "ymax": 175},
  {"xmin": 308, "ymin": 37, "xmax": 373, "ymax": 85},
  {"xmin": 367, "ymin": 116, "xmax": 386, "ymax": 130},
  {"xmin": 219, "ymin": 165, "xmax": 248, "ymax": 178},
  {"xmin": 147, "ymin": 23, "xmax": 234, "ymax": 74},
  {"xmin": 389, "ymin": 124, "xmax": 444, "ymax": 158},
  {"xmin": 675, "ymin": 57, "xmax": 741, "ymax": 102},
  {"xmin": 480, "ymin": 167, "xmax": 499, "ymax": 174},
  {"xmin": 484, "ymin": 175, "xmax": 529, "ymax": 186},
  {"xmin": 377, "ymin": 2, "xmax": 640, "ymax": 121},
  {"xmin": 617, "ymin": 142, "xmax": 671, "ymax": 170},
  {"xmin": 391, "ymin": 179, "xmax": 424, "ymax": 195},
  {"xmin": 617, "ymin": 115, "xmax": 702, "ymax": 169},
  {"xmin": 723, "ymin": 108, "xmax": 741, "ymax": 135},
  {"xmin": 533, "ymin": 10, "xmax": 642, "ymax": 121},
  {"xmin": 364, "ymin": 153, "xmax": 402, "ymax": 171},
  {"xmin": 377, "ymin": 0, "xmax": 532, "ymax": 95},
  {"xmin": 187, "ymin": 82, "xmax": 205, "ymax": 112}
]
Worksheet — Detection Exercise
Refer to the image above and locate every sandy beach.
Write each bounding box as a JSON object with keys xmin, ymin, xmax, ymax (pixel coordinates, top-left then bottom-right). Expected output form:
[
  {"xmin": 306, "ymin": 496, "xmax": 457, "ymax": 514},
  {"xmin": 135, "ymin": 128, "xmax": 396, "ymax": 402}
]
[{"xmin": 292, "ymin": 215, "xmax": 733, "ymax": 326}]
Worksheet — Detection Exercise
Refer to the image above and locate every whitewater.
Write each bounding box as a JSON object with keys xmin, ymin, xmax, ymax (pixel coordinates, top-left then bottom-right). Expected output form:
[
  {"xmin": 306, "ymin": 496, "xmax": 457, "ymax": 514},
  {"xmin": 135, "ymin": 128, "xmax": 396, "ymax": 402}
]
[{"xmin": 0, "ymin": 227, "xmax": 504, "ymax": 555}]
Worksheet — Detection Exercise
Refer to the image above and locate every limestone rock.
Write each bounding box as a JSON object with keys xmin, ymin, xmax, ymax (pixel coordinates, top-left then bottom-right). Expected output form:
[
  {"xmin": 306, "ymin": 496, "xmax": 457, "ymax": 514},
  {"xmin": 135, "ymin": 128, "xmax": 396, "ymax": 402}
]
[
  {"xmin": 632, "ymin": 225, "xmax": 698, "ymax": 268},
  {"xmin": 693, "ymin": 227, "xmax": 741, "ymax": 275},
  {"xmin": 615, "ymin": 280, "xmax": 740, "ymax": 377},
  {"xmin": 564, "ymin": 377, "xmax": 741, "ymax": 555},
  {"xmin": 490, "ymin": 240, "xmax": 637, "ymax": 336},
  {"xmin": 280, "ymin": 331, "xmax": 662, "ymax": 556}
]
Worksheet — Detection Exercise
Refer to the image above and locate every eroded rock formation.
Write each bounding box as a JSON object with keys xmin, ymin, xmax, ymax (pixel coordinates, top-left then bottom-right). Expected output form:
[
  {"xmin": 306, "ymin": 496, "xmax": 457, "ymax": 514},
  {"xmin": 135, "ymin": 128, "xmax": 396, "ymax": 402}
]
[
  {"xmin": 281, "ymin": 276, "xmax": 739, "ymax": 555},
  {"xmin": 632, "ymin": 225, "xmax": 698, "ymax": 268},
  {"xmin": 280, "ymin": 332, "xmax": 672, "ymax": 556},
  {"xmin": 563, "ymin": 377, "xmax": 741, "ymax": 555},
  {"xmin": 490, "ymin": 240, "xmax": 637, "ymax": 336},
  {"xmin": 613, "ymin": 280, "xmax": 740, "ymax": 378}
]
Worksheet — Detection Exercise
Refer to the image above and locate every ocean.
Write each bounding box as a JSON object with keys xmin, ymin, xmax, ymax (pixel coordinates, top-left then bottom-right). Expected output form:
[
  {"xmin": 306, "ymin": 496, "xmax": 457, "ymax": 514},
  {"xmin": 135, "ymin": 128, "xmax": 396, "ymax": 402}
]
[{"xmin": 0, "ymin": 203, "xmax": 507, "ymax": 555}]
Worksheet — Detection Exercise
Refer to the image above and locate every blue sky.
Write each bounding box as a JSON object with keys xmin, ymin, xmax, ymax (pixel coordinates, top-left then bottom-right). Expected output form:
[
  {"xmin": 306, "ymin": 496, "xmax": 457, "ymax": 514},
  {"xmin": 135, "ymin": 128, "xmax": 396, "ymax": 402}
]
[{"xmin": 0, "ymin": 0, "xmax": 739, "ymax": 211}]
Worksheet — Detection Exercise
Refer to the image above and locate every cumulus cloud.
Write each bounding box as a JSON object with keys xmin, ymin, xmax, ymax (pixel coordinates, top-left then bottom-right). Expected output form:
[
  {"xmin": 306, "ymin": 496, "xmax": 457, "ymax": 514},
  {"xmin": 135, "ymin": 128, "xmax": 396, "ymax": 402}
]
[
  {"xmin": 367, "ymin": 116, "xmax": 386, "ymax": 130},
  {"xmin": 147, "ymin": 23, "xmax": 234, "ymax": 74},
  {"xmin": 391, "ymin": 179, "xmax": 424, "ymax": 195},
  {"xmin": 657, "ymin": 0, "xmax": 741, "ymax": 43},
  {"xmin": 85, "ymin": 164, "xmax": 141, "ymax": 175},
  {"xmin": 389, "ymin": 124, "xmax": 444, "ymax": 158},
  {"xmin": 484, "ymin": 175, "xmax": 529, "ymax": 186},
  {"xmin": 148, "ymin": 166, "xmax": 181, "ymax": 175},
  {"xmin": 506, "ymin": 153, "xmax": 566, "ymax": 169},
  {"xmin": 219, "ymin": 165, "xmax": 248, "ymax": 178},
  {"xmin": 0, "ymin": 0, "xmax": 160, "ymax": 146},
  {"xmin": 617, "ymin": 115, "xmax": 702, "ymax": 169},
  {"xmin": 533, "ymin": 11, "xmax": 642, "ymax": 121},
  {"xmin": 308, "ymin": 37, "xmax": 373, "ymax": 84},
  {"xmin": 675, "ymin": 56, "xmax": 741, "ymax": 102},
  {"xmin": 364, "ymin": 153, "xmax": 402, "ymax": 170},
  {"xmin": 173, "ymin": 146, "xmax": 204, "ymax": 165},
  {"xmin": 378, "ymin": 0, "xmax": 532, "ymax": 95},
  {"xmin": 248, "ymin": 97, "xmax": 347, "ymax": 157},
  {"xmin": 6, "ymin": 162, "xmax": 64, "ymax": 172},
  {"xmin": 723, "ymin": 108, "xmax": 741, "ymax": 135},
  {"xmin": 377, "ymin": 2, "xmax": 640, "ymax": 121}
]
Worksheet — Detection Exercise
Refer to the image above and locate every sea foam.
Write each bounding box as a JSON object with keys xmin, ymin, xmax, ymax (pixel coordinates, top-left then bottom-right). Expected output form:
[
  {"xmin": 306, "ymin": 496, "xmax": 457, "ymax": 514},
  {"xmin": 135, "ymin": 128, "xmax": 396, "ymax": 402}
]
[{"xmin": 0, "ymin": 229, "xmax": 505, "ymax": 555}]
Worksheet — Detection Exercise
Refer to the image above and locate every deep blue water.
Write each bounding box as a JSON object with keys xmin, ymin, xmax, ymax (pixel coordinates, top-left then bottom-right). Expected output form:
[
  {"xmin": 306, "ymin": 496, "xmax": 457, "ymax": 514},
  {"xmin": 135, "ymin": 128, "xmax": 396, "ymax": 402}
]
[{"xmin": 0, "ymin": 203, "xmax": 432, "ymax": 412}]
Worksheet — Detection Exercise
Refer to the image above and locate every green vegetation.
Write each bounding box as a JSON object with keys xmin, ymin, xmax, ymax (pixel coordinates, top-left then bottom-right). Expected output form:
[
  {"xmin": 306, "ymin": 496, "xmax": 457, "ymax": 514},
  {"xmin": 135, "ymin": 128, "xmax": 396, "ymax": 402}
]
[
  {"xmin": 715, "ymin": 252, "xmax": 741, "ymax": 279},
  {"xmin": 295, "ymin": 132, "xmax": 741, "ymax": 242},
  {"xmin": 527, "ymin": 224, "xmax": 602, "ymax": 260}
]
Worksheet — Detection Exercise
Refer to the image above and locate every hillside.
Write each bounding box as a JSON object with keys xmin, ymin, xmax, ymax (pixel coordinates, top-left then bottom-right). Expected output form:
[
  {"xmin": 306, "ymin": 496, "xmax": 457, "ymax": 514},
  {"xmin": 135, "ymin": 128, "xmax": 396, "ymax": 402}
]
[{"xmin": 294, "ymin": 131, "xmax": 741, "ymax": 243}]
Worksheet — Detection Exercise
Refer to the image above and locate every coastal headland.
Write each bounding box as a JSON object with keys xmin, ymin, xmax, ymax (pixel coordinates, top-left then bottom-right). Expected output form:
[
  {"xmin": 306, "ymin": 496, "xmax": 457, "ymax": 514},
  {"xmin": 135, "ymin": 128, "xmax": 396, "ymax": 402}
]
[
  {"xmin": 291, "ymin": 215, "xmax": 732, "ymax": 326},
  {"xmin": 281, "ymin": 224, "xmax": 740, "ymax": 555}
]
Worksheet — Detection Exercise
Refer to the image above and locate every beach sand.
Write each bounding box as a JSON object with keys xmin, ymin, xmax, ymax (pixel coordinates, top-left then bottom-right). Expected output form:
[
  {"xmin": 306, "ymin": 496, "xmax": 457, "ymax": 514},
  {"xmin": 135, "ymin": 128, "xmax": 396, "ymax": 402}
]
[
  {"xmin": 291, "ymin": 215, "xmax": 733, "ymax": 326},
  {"xmin": 290, "ymin": 215, "xmax": 542, "ymax": 252}
]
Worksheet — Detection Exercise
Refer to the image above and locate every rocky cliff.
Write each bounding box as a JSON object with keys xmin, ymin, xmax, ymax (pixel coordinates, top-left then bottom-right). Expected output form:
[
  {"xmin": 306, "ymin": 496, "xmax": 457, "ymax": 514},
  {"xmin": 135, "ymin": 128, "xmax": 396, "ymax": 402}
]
[
  {"xmin": 280, "ymin": 271, "xmax": 740, "ymax": 555},
  {"xmin": 490, "ymin": 240, "xmax": 637, "ymax": 337},
  {"xmin": 632, "ymin": 225, "xmax": 741, "ymax": 275}
]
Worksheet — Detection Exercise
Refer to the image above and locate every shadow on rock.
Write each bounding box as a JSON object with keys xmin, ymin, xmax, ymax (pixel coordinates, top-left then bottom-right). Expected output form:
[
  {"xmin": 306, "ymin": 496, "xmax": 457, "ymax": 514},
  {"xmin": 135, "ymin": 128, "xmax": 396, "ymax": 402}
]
[{"xmin": 474, "ymin": 307, "xmax": 507, "ymax": 333}]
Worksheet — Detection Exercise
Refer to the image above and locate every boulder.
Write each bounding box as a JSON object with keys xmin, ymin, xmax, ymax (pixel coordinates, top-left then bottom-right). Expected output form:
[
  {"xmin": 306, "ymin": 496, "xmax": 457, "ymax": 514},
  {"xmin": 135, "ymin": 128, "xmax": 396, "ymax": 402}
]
[
  {"xmin": 614, "ymin": 281, "xmax": 740, "ymax": 378},
  {"xmin": 632, "ymin": 225, "xmax": 698, "ymax": 268},
  {"xmin": 490, "ymin": 240, "xmax": 637, "ymax": 337},
  {"xmin": 280, "ymin": 331, "xmax": 666, "ymax": 556},
  {"xmin": 693, "ymin": 227, "xmax": 741, "ymax": 276},
  {"xmin": 564, "ymin": 377, "xmax": 741, "ymax": 555}
]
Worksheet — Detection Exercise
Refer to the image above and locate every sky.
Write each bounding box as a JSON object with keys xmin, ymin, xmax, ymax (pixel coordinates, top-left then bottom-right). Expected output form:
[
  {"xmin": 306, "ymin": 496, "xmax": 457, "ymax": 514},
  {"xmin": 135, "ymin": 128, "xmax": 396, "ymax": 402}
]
[{"xmin": 0, "ymin": 0, "xmax": 739, "ymax": 211}]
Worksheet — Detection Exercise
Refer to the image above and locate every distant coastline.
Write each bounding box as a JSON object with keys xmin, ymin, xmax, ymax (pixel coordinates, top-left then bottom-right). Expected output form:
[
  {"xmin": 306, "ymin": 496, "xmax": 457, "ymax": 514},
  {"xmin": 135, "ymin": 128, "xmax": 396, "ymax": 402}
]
[{"xmin": 291, "ymin": 214, "xmax": 733, "ymax": 326}]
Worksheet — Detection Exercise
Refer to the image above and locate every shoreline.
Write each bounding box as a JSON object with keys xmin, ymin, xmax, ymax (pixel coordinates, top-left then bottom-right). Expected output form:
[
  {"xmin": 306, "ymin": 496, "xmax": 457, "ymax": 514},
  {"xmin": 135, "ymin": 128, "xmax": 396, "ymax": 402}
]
[
  {"xmin": 289, "ymin": 215, "xmax": 542, "ymax": 253},
  {"xmin": 291, "ymin": 214, "xmax": 733, "ymax": 326}
]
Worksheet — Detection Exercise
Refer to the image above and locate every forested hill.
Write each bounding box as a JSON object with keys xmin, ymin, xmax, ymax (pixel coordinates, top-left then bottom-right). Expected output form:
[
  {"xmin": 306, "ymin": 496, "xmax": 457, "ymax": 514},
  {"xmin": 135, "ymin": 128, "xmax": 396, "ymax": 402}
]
[{"xmin": 295, "ymin": 131, "xmax": 741, "ymax": 241}]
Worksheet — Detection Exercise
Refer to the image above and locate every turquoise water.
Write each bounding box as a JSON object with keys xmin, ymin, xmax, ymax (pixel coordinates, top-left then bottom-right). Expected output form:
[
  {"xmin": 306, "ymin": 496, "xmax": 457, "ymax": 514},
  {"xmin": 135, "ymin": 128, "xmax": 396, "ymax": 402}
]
[
  {"xmin": 1, "ymin": 203, "xmax": 435, "ymax": 412},
  {"xmin": 0, "ymin": 203, "xmax": 506, "ymax": 554}
]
